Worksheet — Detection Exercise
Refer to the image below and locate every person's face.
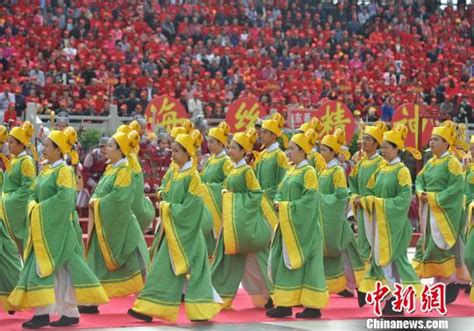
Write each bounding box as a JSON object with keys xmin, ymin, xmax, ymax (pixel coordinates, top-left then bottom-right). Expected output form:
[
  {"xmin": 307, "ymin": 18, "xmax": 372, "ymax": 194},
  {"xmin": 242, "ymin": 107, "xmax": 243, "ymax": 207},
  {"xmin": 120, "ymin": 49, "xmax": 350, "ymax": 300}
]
[
  {"xmin": 228, "ymin": 140, "xmax": 245, "ymax": 163},
  {"xmin": 43, "ymin": 138, "xmax": 61, "ymax": 162},
  {"xmin": 287, "ymin": 142, "xmax": 305, "ymax": 164},
  {"xmin": 171, "ymin": 142, "xmax": 189, "ymax": 166},
  {"xmin": 7, "ymin": 136, "xmax": 25, "ymax": 156},
  {"xmin": 260, "ymin": 128, "xmax": 276, "ymax": 146},
  {"xmin": 57, "ymin": 122, "xmax": 68, "ymax": 131},
  {"xmin": 106, "ymin": 139, "xmax": 123, "ymax": 163},
  {"xmin": 380, "ymin": 141, "xmax": 398, "ymax": 162},
  {"xmin": 320, "ymin": 144, "xmax": 336, "ymax": 163},
  {"xmin": 99, "ymin": 144, "xmax": 106, "ymax": 155},
  {"xmin": 159, "ymin": 139, "xmax": 170, "ymax": 150},
  {"xmin": 429, "ymin": 135, "xmax": 449, "ymax": 157},
  {"xmin": 362, "ymin": 134, "xmax": 378, "ymax": 153},
  {"xmin": 207, "ymin": 137, "xmax": 223, "ymax": 155}
]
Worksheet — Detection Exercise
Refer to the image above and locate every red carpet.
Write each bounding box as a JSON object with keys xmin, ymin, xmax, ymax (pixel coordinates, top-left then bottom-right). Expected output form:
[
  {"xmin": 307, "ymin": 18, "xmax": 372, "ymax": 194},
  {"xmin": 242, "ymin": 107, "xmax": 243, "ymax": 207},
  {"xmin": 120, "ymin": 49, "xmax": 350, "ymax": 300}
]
[{"xmin": 1, "ymin": 289, "xmax": 473, "ymax": 330}]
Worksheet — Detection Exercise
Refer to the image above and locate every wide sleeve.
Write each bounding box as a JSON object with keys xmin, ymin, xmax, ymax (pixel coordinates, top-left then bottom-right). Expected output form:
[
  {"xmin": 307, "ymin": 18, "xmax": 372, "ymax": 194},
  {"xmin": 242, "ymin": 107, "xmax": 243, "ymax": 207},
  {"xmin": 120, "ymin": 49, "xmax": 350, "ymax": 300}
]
[{"xmin": 348, "ymin": 161, "xmax": 360, "ymax": 195}]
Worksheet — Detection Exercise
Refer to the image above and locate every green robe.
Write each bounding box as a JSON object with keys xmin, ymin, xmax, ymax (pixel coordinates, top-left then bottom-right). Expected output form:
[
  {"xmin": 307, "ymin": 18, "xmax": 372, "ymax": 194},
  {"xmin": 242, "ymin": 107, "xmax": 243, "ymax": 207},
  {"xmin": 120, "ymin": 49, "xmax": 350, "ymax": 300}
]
[
  {"xmin": 129, "ymin": 153, "xmax": 156, "ymax": 232},
  {"xmin": 8, "ymin": 162, "xmax": 108, "ymax": 310},
  {"xmin": 308, "ymin": 150, "xmax": 327, "ymax": 175},
  {"xmin": 319, "ymin": 160, "xmax": 365, "ymax": 294},
  {"xmin": 349, "ymin": 154, "xmax": 386, "ymax": 263},
  {"xmin": 0, "ymin": 170, "xmax": 21, "ymax": 311},
  {"xmin": 358, "ymin": 161, "xmax": 421, "ymax": 294},
  {"xmin": 132, "ymin": 164, "xmax": 222, "ymax": 322},
  {"xmin": 0, "ymin": 153, "xmax": 36, "ymax": 252},
  {"xmin": 201, "ymin": 152, "xmax": 232, "ymax": 255},
  {"xmin": 464, "ymin": 163, "xmax": 474, "ymax": 301},
  {"xmin": 413, "ymin": 153, "xmax": 468, "ymax": 281},
  {"xmin": 85, "ymin": 160, "xmax": 149, "ymax": 298},
  {"xmin": 270, "ymin": 161, "xmax": 329, "ymax": 308},
  {"xmin": 211, "ymin": 161, "xmax": 273, "ymax": 309}
]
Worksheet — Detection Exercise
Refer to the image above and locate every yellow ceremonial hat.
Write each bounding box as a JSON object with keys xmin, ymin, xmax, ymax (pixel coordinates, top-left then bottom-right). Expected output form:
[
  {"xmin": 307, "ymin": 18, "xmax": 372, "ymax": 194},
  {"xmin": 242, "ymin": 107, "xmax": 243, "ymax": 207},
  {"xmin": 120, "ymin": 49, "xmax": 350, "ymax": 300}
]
[
  {"xmin": 233, "ymin": 128, "xmax": 258, "ymax": 152},
  {"xmin": 112, "ymin": 130, "xmax": 140, "ymax": 156},
  {"xmin": 208, "ymin": 122, "xmax": 230, "ymax": 146},
  {"xmin": 291, "ymin": 129, "xmax": 318, "ymax": 154},
  {"xmin": 383, "ymin": 124, "xmax": 408, "ymax": 149},
  {"xmin": 170, "ymin": 126, "xmax": 187, "ymax": 139},
  {"xmin": 432, "ymin": 120, "xmax": 456, "ymax": 145},
  {"xmin": 129, "ymin": 120, "xmax": 142, "ymax": 133},
  {"xmin": 0, "ymin": 125, "xmax": 8, "ymax": 144},
  {"xmin": 175, "ymin": 129, "xmax": 202, "ymax": 156},
  {"xmin": 262, "ymin": 113, "xmax": 285, "ymax": 137},
  {"xmin": 116, "ymin": 124, "xmax": 132, "ymax": 135},
  {"xmin": 363, "ymin": 121, "xmax": 387, "ymax": 145},
  {"xmin": 299, "ymin": 117, "xmax": 323, "ymax": 134},
  {"xmin": 321, "ymin": 128, "xmax": 346, "ymax": 154},
  {"xmin": 340, "ymin": 147, "xmax": 351, "ymax": 161},
  {"xmin": 48, "ymin": 127, "xmax": 77, "ymax": 155},
  {"xmin": 10, "ymin": 121, "xmax": 34, "ymax": 146}
]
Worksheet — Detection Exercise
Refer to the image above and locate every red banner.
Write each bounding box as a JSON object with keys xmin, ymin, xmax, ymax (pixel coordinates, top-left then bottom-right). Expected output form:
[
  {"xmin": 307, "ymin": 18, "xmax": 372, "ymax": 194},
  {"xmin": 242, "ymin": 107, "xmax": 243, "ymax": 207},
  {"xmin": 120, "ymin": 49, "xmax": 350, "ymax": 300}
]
[
  {"xmin": 392, "ymin": 104, "xmax": 434, "ymax": 149},
  {"xmin": 288, "ymin": 108, "xmax": 315, "ymax": 129},
  {"xmin": 314, "ymin": 101, "xmax": 356, "ymax": 144},
  {"xmin": 226, "ymin": 97, "xmax": 267, "ymax": 132},
  {"xmin": 145, "ymin": 96, "xmax": 189, "ymax": 132}
]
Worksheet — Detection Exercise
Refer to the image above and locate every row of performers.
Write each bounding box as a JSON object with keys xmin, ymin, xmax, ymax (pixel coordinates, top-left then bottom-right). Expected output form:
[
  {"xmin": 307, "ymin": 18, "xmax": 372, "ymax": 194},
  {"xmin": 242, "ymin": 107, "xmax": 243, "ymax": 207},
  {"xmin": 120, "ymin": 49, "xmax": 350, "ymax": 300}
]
[{"xmin": 0, "ymin": 114, "xmax": 472, "ymax": 328}]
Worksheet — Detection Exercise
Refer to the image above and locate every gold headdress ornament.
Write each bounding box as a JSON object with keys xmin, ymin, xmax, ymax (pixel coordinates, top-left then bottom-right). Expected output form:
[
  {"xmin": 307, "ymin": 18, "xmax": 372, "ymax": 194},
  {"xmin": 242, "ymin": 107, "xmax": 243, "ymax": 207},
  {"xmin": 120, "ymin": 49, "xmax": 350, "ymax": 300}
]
[
  {"xmin": 299, "ymin": 117, "xmax": 324, "ymax": 141},
  {"xmin": 321, "ymin": 128, "xmax": 346, "ymax": 154},
  {"xmin": 208, "ymin": 122, "xmax": 230, "ymax": 146},
  {"xmin": 291, "ymin": 129, "xmax": 318, "ymax": 154},
  {"xmin": 383, "ymin": 123, "xmax": 422, "ymax": 160},
  {"xmin": 262, "ymin": 113, "xmax": 285, "ymax": 137},
  {"xmin": 233, "ymin": 128, "xmax": 258, "ymax": 152},
  {"xmin": 48, "ymin": 126, "xmax": 79, "ymax": 164}
]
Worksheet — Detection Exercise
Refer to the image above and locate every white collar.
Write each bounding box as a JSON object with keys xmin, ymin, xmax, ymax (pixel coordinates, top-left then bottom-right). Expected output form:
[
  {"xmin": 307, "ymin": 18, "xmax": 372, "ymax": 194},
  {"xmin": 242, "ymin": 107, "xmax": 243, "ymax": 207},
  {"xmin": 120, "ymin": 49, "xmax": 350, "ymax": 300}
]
[
  {"xmin": 234, "ymin": 158, "xmax": 247, "ymax": 168},
  {"xmin": 266, "ymin": 142, "xmax": 279, "ymax": 152},
  {"xmin": 311, "ymin": 146, "xmax": 318, "ymax": 152},
  {"xmin": 440, "ymin": 151, "xmax": 449, "ymax": 158},
  {"xmin": 296, "ymin": 159, "xmax": 309, "ymax": 168},
  {"xmin": 17, "ymin": 151, "xmax": 27, "ymax": 158},
  {"xmin": 180, "ymin": 160, "xmax": 192, "ymax": 172},
  {"xmin": 216, "ymin": 150, "xmax": 226, "ymax": 158},
  {"xmin": 113, "ymin": 157, "xmax": 127, "ymax": 168},
  {"xmin": 367, "ymin": 151, "xmax": 379, "ymax": 160},
  {"xmin": 326, "ymin": 158, "xmax": 338, "ymax": 169},
  {"xmin": 51, "ymin": 159, "xmax": 65, "ymax": 168},
  {"xmin": 389, "ymin": 157, "xmax": 401, "ymax": 165}
]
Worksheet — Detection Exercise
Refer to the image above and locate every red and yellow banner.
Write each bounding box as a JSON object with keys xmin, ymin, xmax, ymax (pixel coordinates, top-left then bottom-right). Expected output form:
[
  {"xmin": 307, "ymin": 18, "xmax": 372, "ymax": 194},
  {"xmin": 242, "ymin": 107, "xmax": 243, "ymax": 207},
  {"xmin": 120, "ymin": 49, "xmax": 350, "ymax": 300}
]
[
  {"xmin": 288, "ymin": 108, "xmax": 315, "ymax": 129},
  {"xmin": 226, "ymin": 97, "xmax": 267, "ymax": 132},
  {"xmin": 145, "ymin": 96, "xmax": 189, "ymax": 132},
  {"xmin": 392, "ymin": 104, "xmax": 434, "ymax": 149},
  {"xmin": 315, "ymin": 101, "xmax": 356, "ymax": 144}
]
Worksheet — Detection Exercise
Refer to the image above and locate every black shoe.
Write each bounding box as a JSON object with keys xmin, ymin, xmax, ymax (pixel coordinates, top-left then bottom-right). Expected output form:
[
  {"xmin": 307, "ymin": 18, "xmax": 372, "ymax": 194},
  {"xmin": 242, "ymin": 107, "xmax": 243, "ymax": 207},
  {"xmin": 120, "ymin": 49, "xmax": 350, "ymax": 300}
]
[
  {"xmin": 382, "ymin": 297, "xmax": 404, "ymax": 316},
  {"xmin": 264, "ymin": 298, "xmax": 274, "ymax": 309},
  {"xmin": 266, "ymin": 306, "xmax": 292, "ymax": 318},
  {"xmin": 50, "ymin": 316, "xmax": 79, "ymax": 327},
  {"xmin": 127, "ymin": 309, "xmax": 152, "ymax": 322},
  {"xmin": 446, "ymin": 283, "xmax": 460, "ymax": 304},
  {"xmin": 191, "ymin": 319, "xmax": 209, "ymax": 322},
  {"xmin": 295, "ymin": 308, "xmax": 321, "ymax": 319},
  {"xmin": 22, "ymin": 314, "xmax": 50, "ymax": 329},
  {"xmin": 337, "ymin": 289, "xmax": 354, "ymax": 297},
  {"xmin": 357, "ymin": 290, "xmax": 367, "ymax": 307},
  {"xmin": 181, "ymin": 294, "xmax": 185, "ymax": 302},
  {"xmin": 78, "ymin": 305, "xmax": 99, "ymax": 314},
  {"xmin": 8, "ymin": 310, "xmax": 15, "ymax": 315},
  {"xmin": 465, "ymin": 285, "xmax": 471, "ymax": 294}
]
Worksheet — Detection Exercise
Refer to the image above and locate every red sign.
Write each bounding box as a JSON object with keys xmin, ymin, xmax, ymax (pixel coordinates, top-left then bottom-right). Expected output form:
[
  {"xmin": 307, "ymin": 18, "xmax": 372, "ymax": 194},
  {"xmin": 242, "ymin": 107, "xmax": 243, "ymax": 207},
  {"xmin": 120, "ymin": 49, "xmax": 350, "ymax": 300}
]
[
  {"xmin": 145, "ymin": 96, "xmax": 189, "ymax": 132},
  {"xmin": 288, "ymin": 108, "xmax": 315, "ymax": 129},
  {"xmin": 314, "ymin": 101, "xmax": 356, "ymax": 144},
  {"xmin": 226, "ymin": 97, "xmax": 267, "ymax": 132},
  {"xmin": 392, "ymin": 104, "xmax": 434, "ymax": 149}
]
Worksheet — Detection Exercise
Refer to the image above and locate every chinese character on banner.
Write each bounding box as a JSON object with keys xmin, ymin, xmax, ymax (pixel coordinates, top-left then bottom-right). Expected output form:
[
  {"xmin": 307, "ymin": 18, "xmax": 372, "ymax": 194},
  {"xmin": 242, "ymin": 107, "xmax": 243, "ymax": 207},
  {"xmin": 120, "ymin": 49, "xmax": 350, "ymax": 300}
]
[
  {"xmin": 288, "ymin": 109, "xmax": 314, "ymax": 129},
  {"xmin": 226, "ymin": 97, "xmax": 267, "ymax": 132},
  {"xmin": 145, "ymin": 96, "xmax": 189, "ymax": 132},
  {"xmin": 420, "ymin": 283, "xmax": 447, "ymax": 316},
  {"xmin": 392, "ymin": 283, "xmax": 416, "ymax": 314},
  {"xmin": 366, "ymin": 281, "xmax": 391, "ymax": 317},
  {"xmin": 392, "ymin": 103, "xmax": 434, "ymax": 150},
  {"xmin": 314, "ymin": 101, "xmax": 356, "ymax": 144}
]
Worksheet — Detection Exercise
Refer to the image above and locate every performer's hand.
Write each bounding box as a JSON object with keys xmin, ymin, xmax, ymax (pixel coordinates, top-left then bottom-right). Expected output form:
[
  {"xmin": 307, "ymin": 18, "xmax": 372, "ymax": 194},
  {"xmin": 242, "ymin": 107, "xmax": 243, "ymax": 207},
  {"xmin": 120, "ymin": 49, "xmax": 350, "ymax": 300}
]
[{"xmin": 420, "ymin": 192, "xmax": 428, "ymax": 203}]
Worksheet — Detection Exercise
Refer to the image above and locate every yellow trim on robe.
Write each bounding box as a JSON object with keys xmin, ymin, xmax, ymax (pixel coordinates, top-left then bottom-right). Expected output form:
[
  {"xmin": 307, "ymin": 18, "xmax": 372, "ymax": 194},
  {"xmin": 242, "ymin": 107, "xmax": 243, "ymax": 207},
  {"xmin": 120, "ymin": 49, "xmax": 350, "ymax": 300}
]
[
  {"xmin": 92, "ymin": 198, "xmax": 119, "ymax": 271},
  {"xmin": 201, "ymin": 183, "xmax": 222, "ymax": 235},
  {"xmin": 359, "ymin": 278, "xmax": 423, "ymax": 298},
  {"xmin": 222, "ymin": 192, "xmax": 239, "ymax": 254},
  {"xmin": 426, "ymin": 192, "xmax": 456, "ymax": 249},
  {"xmin": 466, "ymin": 201, "xmax": 474, "ymax": 234},
  {"xmin": 326, "ymin": 272, "xmax": 346, "ymax": 294},
  {"xmin": 273, "ymin": 285, "xmax": 329, "ymax": 309},
  {"xmin": 470, "ymin": 287, "xmax": 474, "ymax": 303},
  {"xmin": 29, "ymin": 202, "xmax": 54, "ymax": 278},
  {"xmin": 160, "ymin": 201, "xmax": 189, "ymax": 275},
  {"xmin": 133, "ymin": 298, "xmax": 180, "ymax": 322},
  {"xmin": 0, "ymin": 194, "xmax": 17, "ymax": 248},
  {"xmin": 279, "ymin": 201, "xmax": 304, "ymax": 269},
  {"xmin": 100, "ymin": 271, "xmax": 144, "ymax": 298},
  {"xmin": 261, "ymin": 193, "xmax": 278, "ymax": 229},
  {"xmin": 8, "ymin": 287, "xmax": 55, "ymax": 310},
  {"xmin": 412, "ymin": 256, "xmax": 456, "ymax": 278},
  {"xmin": 374, "ymin": 198, "xmax": 392, "ymax": 266},
  {"xmin": 74, "ymin": 285, "xmax": 109, "ymax": 305},
  {"xmin": 221, "ymin": 297, "xmax": 234, "ymax": 310},
  {"xmin": 185, "ymin": 300, "xmax": 222, "ymax": 321}
]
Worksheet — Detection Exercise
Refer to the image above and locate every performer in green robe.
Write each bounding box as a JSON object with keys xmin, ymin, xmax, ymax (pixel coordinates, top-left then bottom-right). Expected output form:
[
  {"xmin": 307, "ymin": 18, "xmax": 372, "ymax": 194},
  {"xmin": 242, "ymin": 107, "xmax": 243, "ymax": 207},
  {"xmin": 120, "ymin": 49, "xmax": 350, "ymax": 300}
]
[
  {"xmin": 201, "ymin": 122, "xmax": 232, "ymax": 255},
  {"xmin": 0, "ymin": 125, "xmax": 21, "ymax": 313},
  {"xmin": 464, "ymin": 135, "xmax": 474, "ymax": 302},
  {"xmin": 211, "ymin": 128, "xmax": 273, "ymax": 310},
  {"xmin": 116, "ymin": 124, "xmax": 155, "ymax": 232},
  {"xmin": 319, "ymin": 129, "xmax": 365, "ymax": 298},
  {"xmin": 349, "ymin": 122, "xmax": 387, "ymax": 264},
  {"xmin": 8, "ymin": 127, "xmax": 108, "ymax": 328},
  {"xmin": 357, "ymin": 125, "xmax": 422, "ymax": 315},
  {"xmin": 82, "ymin": 130, "xmax": 149, "ymax": 314},
  {"xmin": 266, "ymin": 129, "xmax": 329, "ymax": 319},
  {"xmin": 128, "ymin": 130, "xmax": 222, "ymax": 323},
  {"xmin": 413, "ymin": 121, "xmax": 468, "ymax": 304},
  {"xmin": 1, "ymin": 121, "xmax": 37, "ymax": 253}
]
